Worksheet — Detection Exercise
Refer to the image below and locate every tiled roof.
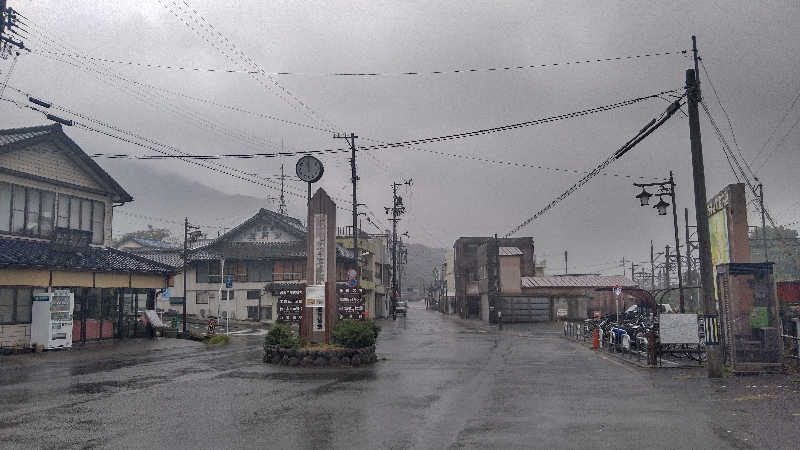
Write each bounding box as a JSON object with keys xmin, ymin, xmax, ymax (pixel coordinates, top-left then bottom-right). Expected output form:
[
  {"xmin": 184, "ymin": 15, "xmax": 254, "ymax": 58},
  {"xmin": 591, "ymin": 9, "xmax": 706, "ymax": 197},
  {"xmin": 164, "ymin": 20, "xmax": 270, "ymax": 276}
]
[
  {"xmin": 0, "ymin": 125, "xmax": 52, "ymax": 146},
  {"xmin": 129, "ymin": 250, "xmax": 183, "ymax": 268},
  {"xmin": 222, "ymin": 241, "xmax": 307, "ymax": 260},
  {"xmin": 127, "ymin": 238, "xmax": 179, "ymax": 249},
  {"xmin": 499, "ymin": 246, "xmax": 523, "ymax": 256},
  {"xmin": 0, "ymin": 236, "xmax": 176, "ymax": 274},
  {"xmin": 521, "ymin": 275, "xmax": 636, "ymax": 289}
]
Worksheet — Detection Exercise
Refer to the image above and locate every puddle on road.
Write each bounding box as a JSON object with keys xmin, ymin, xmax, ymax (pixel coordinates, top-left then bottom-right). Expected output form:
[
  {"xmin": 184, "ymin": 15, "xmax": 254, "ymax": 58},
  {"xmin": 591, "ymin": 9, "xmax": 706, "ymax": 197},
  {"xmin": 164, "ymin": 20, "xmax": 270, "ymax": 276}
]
[
  {"xmin": 70, "ymin": 375, "xmax": 168, "ymax": 395},
  {"xmin": 217, "ymin": 370, "xmax": 377, "ymax": 383},
  {"xmin": 69, "ymin": 357, "xmax": 158, "ymax": 376}
]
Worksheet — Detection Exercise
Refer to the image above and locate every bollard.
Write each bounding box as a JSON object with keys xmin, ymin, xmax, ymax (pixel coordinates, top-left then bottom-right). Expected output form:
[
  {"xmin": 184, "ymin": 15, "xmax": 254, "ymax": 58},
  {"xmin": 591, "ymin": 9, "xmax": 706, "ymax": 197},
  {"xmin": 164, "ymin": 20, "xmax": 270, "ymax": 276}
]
[{"xmin": 592, "ymin": 328, "xmax": 599, "ymax": 349}]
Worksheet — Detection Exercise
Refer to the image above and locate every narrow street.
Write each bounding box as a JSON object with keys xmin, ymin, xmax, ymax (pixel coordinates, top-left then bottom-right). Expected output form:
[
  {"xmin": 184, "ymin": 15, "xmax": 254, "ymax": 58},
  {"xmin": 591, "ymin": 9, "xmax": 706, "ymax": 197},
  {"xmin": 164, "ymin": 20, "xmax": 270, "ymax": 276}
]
[{"xmin": 1, "ymin": 302, "xmax": 798, "ymax": 449}]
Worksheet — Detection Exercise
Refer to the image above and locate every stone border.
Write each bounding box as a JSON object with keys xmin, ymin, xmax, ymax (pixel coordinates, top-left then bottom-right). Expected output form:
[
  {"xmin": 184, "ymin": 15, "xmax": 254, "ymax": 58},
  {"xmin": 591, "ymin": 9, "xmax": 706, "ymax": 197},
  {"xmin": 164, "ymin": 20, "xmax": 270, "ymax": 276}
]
[{"xmin": 263, "ymin": 344, "xmax": 377, "ymax": 367}]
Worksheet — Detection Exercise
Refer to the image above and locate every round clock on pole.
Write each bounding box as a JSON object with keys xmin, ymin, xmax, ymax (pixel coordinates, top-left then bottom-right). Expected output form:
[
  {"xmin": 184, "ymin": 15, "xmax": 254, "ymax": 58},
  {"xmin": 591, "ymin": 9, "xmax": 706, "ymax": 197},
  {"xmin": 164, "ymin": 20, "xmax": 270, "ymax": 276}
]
[
  {"xmin": 296, "ymin": 155, "xmax": 324, "ymax": 183},
  {"xmin": 296, "ymin": 155, "xmax": 324, "ymax": 204}
]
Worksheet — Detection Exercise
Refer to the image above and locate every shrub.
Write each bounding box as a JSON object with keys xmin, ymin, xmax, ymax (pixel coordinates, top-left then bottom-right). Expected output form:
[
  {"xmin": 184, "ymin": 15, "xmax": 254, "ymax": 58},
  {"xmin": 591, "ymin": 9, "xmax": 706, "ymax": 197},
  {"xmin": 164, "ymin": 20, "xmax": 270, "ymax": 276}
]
[
  {"xmin": 364, "ymin": 319, "xmax": 381, "ymax": 339},
  {"xmin": 264, "ymin": 324, "xmax": 299, "ymax": 349},
  {"xmin": 333, "ymin": 319, "xmax": 377, "ymax": 349},
  {"xmin": 207, "ymin": 334, "xmax": 231, "ymax": 345}
]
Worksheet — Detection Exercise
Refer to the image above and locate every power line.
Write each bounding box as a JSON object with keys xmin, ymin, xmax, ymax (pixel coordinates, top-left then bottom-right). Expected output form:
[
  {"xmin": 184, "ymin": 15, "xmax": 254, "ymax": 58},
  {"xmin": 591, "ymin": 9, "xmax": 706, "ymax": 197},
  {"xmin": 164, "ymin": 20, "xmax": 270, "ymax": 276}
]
[
  {"xmin": 699, "ymin": 59, "xmax": 758, "ymax": 181},
  {"xmin": 84, "ymin": 90, "xmax": 676, "ymax": 160},
  {"xmin": 29, "ymin": 47, "xmax": 688, "ymax": 77},
  {"xmin": 504, "ymin": 97, "xmax": 684, "ymax": 237},
  {"xmin": 750, "ymin": 82, "xmax": 800, "ymax": 168}
]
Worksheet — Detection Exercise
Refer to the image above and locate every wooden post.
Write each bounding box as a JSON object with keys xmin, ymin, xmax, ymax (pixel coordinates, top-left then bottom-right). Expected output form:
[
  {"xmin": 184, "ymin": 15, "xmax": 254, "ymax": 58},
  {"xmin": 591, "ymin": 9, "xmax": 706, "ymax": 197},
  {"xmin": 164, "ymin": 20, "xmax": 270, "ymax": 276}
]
[{"xmin": 302, "ymin": 188, "xmax": 338, "ymax": 344}]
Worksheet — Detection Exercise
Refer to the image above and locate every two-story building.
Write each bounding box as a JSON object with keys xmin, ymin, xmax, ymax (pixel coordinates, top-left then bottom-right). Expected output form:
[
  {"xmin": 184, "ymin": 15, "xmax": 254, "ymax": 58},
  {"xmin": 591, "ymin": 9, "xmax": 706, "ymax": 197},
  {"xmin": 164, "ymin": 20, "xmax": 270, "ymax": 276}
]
[
  {"xmin": 0, "ymin": 124, "xmax": 175, "ymax": 349},
  {"xmin": 336, "ymin": 227, "xmax": 392, "ymax": 319},
  {"xmin": 137, "ymin": 208, "xmax": 355, "ymax": 322}
]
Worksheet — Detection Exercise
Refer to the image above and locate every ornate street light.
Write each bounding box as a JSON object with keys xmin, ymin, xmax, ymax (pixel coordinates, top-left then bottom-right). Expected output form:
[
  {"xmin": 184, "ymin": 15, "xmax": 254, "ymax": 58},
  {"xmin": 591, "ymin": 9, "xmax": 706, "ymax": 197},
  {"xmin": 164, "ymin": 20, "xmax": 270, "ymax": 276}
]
[
  {"xmin": 636, "ymin": 188, "xmax": 652, "ymax": 206},
  {"xmin": 653, "ymin": 198, "xmax": 670, "ymax": 216},
  {"xmin": 631, "ymin": 171, "xmax": 685, "ymax": 312}
]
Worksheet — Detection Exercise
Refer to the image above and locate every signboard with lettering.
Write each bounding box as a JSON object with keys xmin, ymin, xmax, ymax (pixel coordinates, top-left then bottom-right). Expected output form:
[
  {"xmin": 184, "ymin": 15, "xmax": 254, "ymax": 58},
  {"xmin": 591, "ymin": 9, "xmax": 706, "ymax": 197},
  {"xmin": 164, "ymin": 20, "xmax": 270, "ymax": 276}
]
[
  {"xmin": 337, "ymin": 287, "xmax": 365, "ymax": 320},
  {"xmin": 277, "ymin": 288, "xmax": 304, "ymax": 323},
  {"xmin": 313, "ymin": 213, "xmax": 328, "ymax": 284}
]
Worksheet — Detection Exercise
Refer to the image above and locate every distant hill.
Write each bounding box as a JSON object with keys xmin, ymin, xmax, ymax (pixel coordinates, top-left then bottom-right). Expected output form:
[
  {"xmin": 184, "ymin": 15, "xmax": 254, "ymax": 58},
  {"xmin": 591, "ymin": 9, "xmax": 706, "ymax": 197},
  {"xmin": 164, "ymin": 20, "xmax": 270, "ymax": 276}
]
[
  {"xmin": 402, "ymin": 243, "xmax": 447, "ymax": 299},
  {"xmin": 109, "ymin": 163, "xmax": 272, "ymax": 241}
]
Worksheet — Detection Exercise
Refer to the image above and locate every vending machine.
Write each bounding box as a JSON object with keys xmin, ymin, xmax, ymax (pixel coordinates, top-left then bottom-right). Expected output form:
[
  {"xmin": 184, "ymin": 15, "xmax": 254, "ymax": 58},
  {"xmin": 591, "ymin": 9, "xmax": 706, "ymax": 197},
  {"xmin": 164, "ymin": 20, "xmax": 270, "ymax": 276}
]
[{"xmin": 30, "ymin": 290, "xmax": 74, "ymax": 349}]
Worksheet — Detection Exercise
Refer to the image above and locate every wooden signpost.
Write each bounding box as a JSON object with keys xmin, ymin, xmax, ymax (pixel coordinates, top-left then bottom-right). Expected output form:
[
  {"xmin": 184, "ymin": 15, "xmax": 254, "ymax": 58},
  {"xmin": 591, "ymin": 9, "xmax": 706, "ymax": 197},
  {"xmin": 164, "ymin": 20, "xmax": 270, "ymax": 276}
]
[{"xmin": 301, "ymin": 189, "xmax": 338, "ymax": 344}]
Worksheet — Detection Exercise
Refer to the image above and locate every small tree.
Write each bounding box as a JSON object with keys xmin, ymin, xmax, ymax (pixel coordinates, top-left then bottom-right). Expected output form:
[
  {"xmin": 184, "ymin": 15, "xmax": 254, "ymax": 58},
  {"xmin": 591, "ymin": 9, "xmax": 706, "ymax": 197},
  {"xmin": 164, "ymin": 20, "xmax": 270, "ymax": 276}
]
[
  {"xmin": 332, "ymin": 319, "xmax": 380, "ymax": 348},
  {"xmin": 264, "ymin": 324, "xmax": 299, "ymax": 349}
]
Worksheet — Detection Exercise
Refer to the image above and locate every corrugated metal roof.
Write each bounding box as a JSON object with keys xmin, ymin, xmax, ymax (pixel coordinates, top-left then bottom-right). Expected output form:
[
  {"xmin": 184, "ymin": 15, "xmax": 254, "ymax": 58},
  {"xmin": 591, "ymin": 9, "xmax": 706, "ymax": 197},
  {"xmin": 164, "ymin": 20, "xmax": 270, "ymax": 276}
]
[
  {"xmin": 499, "ymin": 246, "xmax": 523, "ymax": 256},
  {"xmin": 521, "ymin": 275, "xmax": 636, "ymax": 289}
]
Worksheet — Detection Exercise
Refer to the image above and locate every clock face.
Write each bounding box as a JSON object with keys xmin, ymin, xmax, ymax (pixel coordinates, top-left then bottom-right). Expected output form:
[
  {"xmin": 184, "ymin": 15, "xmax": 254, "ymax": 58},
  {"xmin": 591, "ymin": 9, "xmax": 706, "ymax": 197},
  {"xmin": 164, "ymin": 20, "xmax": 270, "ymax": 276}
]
[{"xmin": 296, "ymin": 155, "xmax": 324, "ymax": 183}]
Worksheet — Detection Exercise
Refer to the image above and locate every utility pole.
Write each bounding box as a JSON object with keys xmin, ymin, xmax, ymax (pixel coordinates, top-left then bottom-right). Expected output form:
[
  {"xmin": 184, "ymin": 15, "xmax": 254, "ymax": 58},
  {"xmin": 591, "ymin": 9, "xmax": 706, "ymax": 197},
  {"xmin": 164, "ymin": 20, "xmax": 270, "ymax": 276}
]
[
  {"xmin": 386, "ymin": 179, "xmax": 411, "ymax": 317},
  {"xmin": 183, "ymin": 217, "xmax": 188, "ymax": 333},
  {"xmin": 664, "ymin": 245, "xmax": 671, "ymax": 288},
  {"xmin": 759, "ymin": 183, "xmax": 768, "ymax": 262},
  {"xmin": 650, "ymin": 240, "xmax": 655, "ymax": 290},
  {"xmin": 621, "ymin": 256, "xmax": 626, "ymax": 278},
  {"xmin": 687, "ymin": 36, "xmax": 723, "ymax": 377},
  {"xmin": 631, "ymin": 262, "xmax": 636, "ymax": 283},
  {"xmin": 668, "ymin": 172, "xmax": 685, "ymax": 312},
  {"xmin": 685, "ymin": 208, "xmax": 693, "ymax": 286},
  {"xmin": 334, "ymin": 133, "xmax": 360, "ymax": 280}
]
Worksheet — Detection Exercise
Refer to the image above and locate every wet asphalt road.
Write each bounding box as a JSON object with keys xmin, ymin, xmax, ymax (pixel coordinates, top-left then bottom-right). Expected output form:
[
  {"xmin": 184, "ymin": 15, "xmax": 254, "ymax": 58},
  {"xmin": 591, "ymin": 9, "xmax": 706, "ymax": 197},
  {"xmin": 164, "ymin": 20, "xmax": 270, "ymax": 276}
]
[{"xmin": 1, "ymin": 302, "xmax": 799, "ymax": 449}]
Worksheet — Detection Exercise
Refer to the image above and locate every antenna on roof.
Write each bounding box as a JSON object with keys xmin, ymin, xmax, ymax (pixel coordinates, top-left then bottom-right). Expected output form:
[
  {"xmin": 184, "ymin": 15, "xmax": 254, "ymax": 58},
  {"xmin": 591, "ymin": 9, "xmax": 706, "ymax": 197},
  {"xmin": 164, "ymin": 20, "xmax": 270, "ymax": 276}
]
[{"xmin": 279, "ymin": 161, "xmax": 286, "ymax": 215}]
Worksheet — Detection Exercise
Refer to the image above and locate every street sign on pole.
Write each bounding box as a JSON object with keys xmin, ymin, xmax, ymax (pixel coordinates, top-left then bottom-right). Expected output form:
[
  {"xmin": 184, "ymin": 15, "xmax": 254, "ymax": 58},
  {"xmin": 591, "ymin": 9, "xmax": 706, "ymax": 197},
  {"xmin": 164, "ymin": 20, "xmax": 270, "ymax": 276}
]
[{"xmin": 613, "ymin": 285, "xmax": 621, "ymax": 323}]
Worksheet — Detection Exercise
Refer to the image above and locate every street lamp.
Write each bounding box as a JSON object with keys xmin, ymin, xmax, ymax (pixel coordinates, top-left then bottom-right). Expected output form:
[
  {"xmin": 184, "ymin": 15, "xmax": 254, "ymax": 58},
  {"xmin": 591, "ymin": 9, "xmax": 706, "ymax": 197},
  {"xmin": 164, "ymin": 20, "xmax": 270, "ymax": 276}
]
[
  {"xmin": 632, "ymin": 171, "xmax": 685, "ymax": 313},
  {"xmin": 635, "ymin": 188, "xmax": 652, "ymax": 206},
  {"xmin": 653, "ymin": 198, "xmax": 670, "ymax": 216}
]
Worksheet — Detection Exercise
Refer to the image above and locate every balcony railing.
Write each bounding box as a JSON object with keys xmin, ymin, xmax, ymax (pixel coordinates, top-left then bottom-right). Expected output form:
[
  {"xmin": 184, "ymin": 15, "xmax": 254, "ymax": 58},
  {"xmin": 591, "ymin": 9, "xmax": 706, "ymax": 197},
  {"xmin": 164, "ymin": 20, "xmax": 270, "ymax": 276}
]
[{"xmin": 273, "ymin": 272, "xmax": 303, "ymax": 282}]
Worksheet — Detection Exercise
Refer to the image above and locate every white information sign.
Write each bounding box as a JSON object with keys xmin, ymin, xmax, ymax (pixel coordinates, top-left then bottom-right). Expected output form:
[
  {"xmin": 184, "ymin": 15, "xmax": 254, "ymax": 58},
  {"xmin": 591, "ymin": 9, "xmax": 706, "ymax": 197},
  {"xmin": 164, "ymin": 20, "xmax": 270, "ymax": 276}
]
[
  {"xmin": 659, "ymin": 313, "xmax": 699, "ymax": 344},
  {"xmin": 305, "ymin": 284, "xmax": 325, "ymax": 308},
  {"xmin": 556, "ymin": 308, "xmax": 568, "ymax": 318}
]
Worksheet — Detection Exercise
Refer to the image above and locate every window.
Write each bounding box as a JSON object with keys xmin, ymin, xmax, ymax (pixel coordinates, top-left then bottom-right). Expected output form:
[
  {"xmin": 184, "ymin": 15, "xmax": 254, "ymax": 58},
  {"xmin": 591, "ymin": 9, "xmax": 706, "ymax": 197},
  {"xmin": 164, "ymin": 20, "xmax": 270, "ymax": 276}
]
[
  {"xmin": 196, "ymin": 291, "xmax": 208, "ymax": 304},
  {"xmin": 260, "ymin": 305, "xmax": 272, "ymax": 321},
  {"xmin": 91, "ymin": 201, "xmax": 104, "ymax": 244},
  {"xmin": 0, "ymin": 287, "xmax": 36, "ymax": 324},
  {"xmin": 221, "ymin": 290, "xmax": 234, "ymax": 301},
  {"xmin": 11, "ymin": 185, "xmax": 25, "ymax": 232},
  {"xmin": 69, "ymin": 196, "xmax": 80, "ymax": 230},
  {"xmin": 80, "ymin": 199, "xmax": 92, "ymax": 232},
  {"xmin": 0, "ymin": 183, "xmax": 58, "ymax": 238},
  {"xmin": 247, "ymin": 306, "xmax": 258, "ymax": 320},
  {"xmin": 169, "ymin": 296, "xmax": 184, "ymax": 305},
  {"xmin": 40, "ymin": 192, "xmax": 55, "ymax": 236},
  {"xmin": 25, "ymin": 189, "xmax": 40, "ymax": 234},
  {"xmin": 0, "ymin": 183, "xmax": 9, "ymax": 232},
  {"xmin": 247, "ymin": 290, "xmax": 261, "ymax": 300},
  {"xmin": 247, "ymin": 261, "xmax": 273, "ymax": 282},
  {"xmin": 195, "ymin": 260, "xmax": 221, "ymax": 283},
  {"xmin": 57, "ymin": 194, "xmax": 69, "ymax": 228}
]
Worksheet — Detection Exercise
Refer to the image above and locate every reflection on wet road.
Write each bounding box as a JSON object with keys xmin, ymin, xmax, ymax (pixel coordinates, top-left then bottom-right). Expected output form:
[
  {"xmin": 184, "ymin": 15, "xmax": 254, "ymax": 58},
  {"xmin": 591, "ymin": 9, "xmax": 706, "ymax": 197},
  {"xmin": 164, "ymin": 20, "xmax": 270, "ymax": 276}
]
[{"xmin": 1, "ymin": 302, "xmax": 798, "ymax": 449}]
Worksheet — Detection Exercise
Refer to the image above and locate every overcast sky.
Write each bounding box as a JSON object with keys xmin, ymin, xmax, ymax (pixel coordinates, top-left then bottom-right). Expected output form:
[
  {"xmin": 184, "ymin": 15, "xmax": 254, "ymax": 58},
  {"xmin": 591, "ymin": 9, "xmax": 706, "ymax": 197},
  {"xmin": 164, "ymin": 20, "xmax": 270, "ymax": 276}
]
[{"xmin": 1, "ymin": 1, "xmax": 798, "ymax": 276}]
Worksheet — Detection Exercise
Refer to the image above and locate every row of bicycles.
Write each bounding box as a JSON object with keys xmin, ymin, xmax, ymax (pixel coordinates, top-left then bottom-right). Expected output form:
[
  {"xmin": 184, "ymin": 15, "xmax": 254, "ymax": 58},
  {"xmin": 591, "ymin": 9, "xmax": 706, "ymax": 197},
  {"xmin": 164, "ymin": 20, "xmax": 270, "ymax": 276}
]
[{"xmin": 576, "ymin": 307, "xmax": 706, "ymax": 364}]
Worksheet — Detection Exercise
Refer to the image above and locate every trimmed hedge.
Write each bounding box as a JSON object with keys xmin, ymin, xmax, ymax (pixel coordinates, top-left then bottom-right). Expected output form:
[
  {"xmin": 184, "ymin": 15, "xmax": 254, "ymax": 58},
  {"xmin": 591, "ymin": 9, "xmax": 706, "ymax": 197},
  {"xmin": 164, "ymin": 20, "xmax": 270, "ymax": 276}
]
[
  {"xmin": 264, "ymin": 324, "xmax": 299, "ymax": 349},
  {"xmin": 332, "ymin": 319, "xmax": 380, "ymax": 349}
]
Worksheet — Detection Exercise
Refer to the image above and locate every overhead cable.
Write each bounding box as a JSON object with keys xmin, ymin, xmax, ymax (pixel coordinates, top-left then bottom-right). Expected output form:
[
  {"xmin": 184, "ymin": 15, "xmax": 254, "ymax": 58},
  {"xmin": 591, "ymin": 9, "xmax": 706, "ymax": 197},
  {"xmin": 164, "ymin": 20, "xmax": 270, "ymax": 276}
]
[
  {"xmin": 504, "ymin": 98, "xmax": 684, "ymax": 237},
  {"xmin": 84, "ymin": 90, "xmax": 677, "ymax": 160},
  {"xmin": 29, "ymin": 47, "xmax": 688, "ymax": 77}
]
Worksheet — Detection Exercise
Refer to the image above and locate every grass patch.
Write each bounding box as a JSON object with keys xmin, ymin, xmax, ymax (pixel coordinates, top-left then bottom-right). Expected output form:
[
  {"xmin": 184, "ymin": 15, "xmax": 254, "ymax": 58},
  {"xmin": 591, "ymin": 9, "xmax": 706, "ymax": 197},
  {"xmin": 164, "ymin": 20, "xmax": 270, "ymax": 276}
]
[{"xmin": 207, "ymin": 334, "xmax": 231, "ymax": 345}]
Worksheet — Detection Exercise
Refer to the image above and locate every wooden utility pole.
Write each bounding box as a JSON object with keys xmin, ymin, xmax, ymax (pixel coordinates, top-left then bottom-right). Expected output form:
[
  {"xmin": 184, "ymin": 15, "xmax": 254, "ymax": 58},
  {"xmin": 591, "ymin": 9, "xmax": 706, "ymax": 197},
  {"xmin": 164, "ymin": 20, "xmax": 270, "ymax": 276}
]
[
  {"xmin": 564, "ymin": 250, "xmax": 568, "ymax": 275},
  {"xmin": 687, "ymin": 36, "xmax": 723, "ymax": 377}
]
